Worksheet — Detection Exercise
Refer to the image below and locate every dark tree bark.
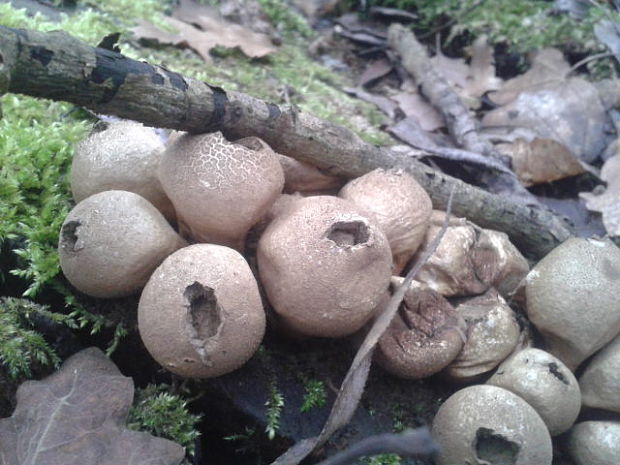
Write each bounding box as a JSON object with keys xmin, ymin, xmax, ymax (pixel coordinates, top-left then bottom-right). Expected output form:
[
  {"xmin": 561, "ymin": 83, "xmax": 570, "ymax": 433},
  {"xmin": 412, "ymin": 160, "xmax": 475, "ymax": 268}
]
[{"xmin": 0, "ymin": 25, "xmax": 573, "ymax": 259}]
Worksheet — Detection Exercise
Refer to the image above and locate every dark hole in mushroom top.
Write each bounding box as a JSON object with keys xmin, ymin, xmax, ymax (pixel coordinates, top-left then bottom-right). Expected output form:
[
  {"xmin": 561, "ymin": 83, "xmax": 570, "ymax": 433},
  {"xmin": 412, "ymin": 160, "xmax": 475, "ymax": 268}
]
[
  {"xmin": 475, "ymin": 427, "xmax": 519, "ymax": 465},
  {"xmin": 325, "ymin": 220, "xmax": 369, "ymax": 247},
  {"xmin": 547, "ymin": 362, "xmax": 569, "ymax": 385},
  {"xmin": 184, "ymin": 282, "xmax": 222, "ymax": 339},
  {"xmin": 61, "ymin": 220, "xmax": 83, "ymax": 252}
]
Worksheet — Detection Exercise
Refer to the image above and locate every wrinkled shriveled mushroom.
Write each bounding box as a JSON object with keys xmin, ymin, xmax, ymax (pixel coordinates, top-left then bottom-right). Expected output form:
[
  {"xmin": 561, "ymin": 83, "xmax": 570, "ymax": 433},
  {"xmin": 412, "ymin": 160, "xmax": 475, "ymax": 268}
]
[
  {"xmin": 525, "ymin": 237, "xmax": 620, "ymax": 370},
  {"xmin": 413, "ymin": 211, "xmax": 529, "ymax": 298},
  {"xmin": 339, "ymin": 169, "xmax": 432, "ymax": 273},
  {"xmin": 71, "ymin": 120, "xmax": 175, "ymax": 220},
  {"xmin": 568, "ymin": 421, "xmax": 620, "ymax": 465},
  {"xmin": 443, "ymin": 288, "xmax": 521, "ymax": 383},
  {"xmin": 257, "ymin": 195, "xmax": 392, "ymax": 337},
  {"xmin": 278, "ymin": 154, "xmax": 344, "ymax": 194},
  {"xmin": 579, "ymin": 335, "xmax": 620, "ymax": 413},
  {"xmin": 432, "ymin": 385, "xmax": 553, "ymax": 465},
  {"xmin": 375, "ymin": 280, "xmax": 467, "ymax": 379},
  {"xmin": 487, "ymin": 348, "xmax": 581, "ymax": 435},
  {"xmin": 138, "ymin": 244, "xmax": 265, "ymax": 378},
  {"xmin": 159, "ymin": 131, "xmax": 284, "ymax": 249},
  {"xmin": 58, "ymin": 190, "xmax": 187, "ymax": 298}
]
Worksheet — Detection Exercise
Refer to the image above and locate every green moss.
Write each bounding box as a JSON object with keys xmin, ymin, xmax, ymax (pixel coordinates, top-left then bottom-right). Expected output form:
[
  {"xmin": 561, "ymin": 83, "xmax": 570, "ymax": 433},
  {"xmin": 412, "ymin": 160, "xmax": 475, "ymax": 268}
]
[
  {"xmin": 300, "ymin": 379, "xmax": 327, "ymax": 413},
  {"xmin": 128, "ymin": 384, "xmax": 202, "ymax": 457},
  {"xmin": 0, "ymin": 297, "xmax": 76, "ymax": 379},
  {"xmin": 361, "ymin": 453, "xmax": 402, "ymax": 465},
  {"xmin": 257, "ymin": 0, "xmax": 313, "ymax": 37},
  {"xmin": 265, "ymin": 382, "xmax": 284, "ymax": 440}
]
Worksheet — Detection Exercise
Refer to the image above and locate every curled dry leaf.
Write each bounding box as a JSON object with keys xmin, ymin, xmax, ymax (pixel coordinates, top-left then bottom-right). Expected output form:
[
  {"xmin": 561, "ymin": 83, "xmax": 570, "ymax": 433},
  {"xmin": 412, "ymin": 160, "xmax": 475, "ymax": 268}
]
[
  {"xmin": 0, "ymin": 347, "xmax": 184, "ymax": 465},
  {"xmin": 497, "ymin": 137, "xmax": 586, "ymax": 186},
  {"xmin": 580, "ymin": 142, "xmax": 620, "ymax": 236},
  {"xmin": 132, "ymin": 0, "xmax": 276, "ymax": 63}
]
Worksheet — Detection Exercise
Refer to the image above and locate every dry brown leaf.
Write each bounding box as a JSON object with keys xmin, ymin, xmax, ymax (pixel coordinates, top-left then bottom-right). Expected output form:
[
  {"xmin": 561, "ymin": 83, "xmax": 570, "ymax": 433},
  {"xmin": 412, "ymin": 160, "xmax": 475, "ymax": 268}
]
[
  {"xmin": 489, "ymin": 48, "xmax": 570, "ymax": 106},
  {"xmin": 391, "ymin": 92, "xmax": 444, "ymax": 131},
  {"xmin": 580, "ymin": 141, "xmax": 620, "ymax": 236},
  {"xmin": 497, "ymin": 138, "xmax": 585, "ymax": 186},
  {"xmin": 482, "ymin": 77, "xmax": 612, "ymax": 163},
  {"xmin": 463, "ymin": 36, "xmax": 503, "ymax": 99},
  {"xmin": 132, "ymin": 0, "xmax": 276, "ymax": 63},
  {"xmin": 359, "ymin": 58, "xmax": 393, "ymax": 87}
]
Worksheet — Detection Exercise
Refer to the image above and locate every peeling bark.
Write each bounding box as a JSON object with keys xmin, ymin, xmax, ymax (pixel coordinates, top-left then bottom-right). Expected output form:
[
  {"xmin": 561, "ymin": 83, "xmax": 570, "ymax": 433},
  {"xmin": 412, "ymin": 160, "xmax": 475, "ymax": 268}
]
[{"xmin": 0, "ymin": 25, "xmax": 573, "ymax": 259}]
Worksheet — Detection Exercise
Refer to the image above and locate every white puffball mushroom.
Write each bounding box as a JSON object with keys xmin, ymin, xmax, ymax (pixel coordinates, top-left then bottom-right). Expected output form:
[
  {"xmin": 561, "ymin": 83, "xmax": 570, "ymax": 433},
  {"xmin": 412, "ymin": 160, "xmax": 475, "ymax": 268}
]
[
  {"xmin": 525, "ymin": 237, "xmax": 620, "ymax": 370},
  {"xmin": 443, "ymin": 288, "xmax": 521, "ymax": 383},
  {"xmin": 568, "ymin": 421, "xmax": 620, "ymax": 465},
  {"xmin": 138, "ymin": 244, "xmax": 266, "ymax": 378},
  {"xmin": 159, "ymin": 131, "xmax": 284, "ymax": 249},
  {"xmin": 339, "ymin": 169, "xmax": 432, "ymax": 273},
  {"xmin": 579, "ymin": 335, "xmax": 620, "ymax": 413},
  {"xmin": 278, "ymin": 154, "xmax": 344, "ymax": 194},
  {"xmin": 432, "ymin": 385, "xmax": 553, "ymax": 465},
  {"xmin": 71, "ymin": 120, "xmax": 175, "ymax": 220},
  {"xmin": 487, "ymin": 348, "xmax": 581, "ymax": 435},
  {"xmin": 257, "ymin": 195, "xmax": 393, "ymax": 338},
  {"xmin": 58, "ymin": 190, "xmax": 187, "ymax": 298}
]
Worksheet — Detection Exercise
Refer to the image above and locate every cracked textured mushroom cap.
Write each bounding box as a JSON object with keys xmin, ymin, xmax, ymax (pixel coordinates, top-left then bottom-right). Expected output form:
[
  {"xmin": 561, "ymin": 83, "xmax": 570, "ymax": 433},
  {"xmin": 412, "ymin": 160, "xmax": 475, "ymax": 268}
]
[
  {"xmin": 443, "ymin": 288, "xmax": 521, "ymax": 383},
  {"xmin": 432, "ymin": 385, "xmax": 553, "ymax": 465},
  {"xmin": 159, "ymin": 131, "xmax": 284, "ymax": 249},
  {"xmin": 71, "ymin": 120, "xmax": 175, "ymax": 220},
  {"xmin": 414, "ymin": 211, "xmax": 529, "ymax": 298},
  {"xmin": 58, "ymin": 190, "xmax": 187, "ymax": 298},
  {"xmin": 579, "ymin": 335, "xmax": 620, "ymax": 413},
  {"xmin": 525, "ymin": 237, "xmax": 620, "ymax": 370},
  {"xmin": 257, "ymin": 195, "xmax": 392, "ymax": 338},
  {"xmin": 138, "ymin": 243, "xmax": 265, "ymax": 378},
  {"xmin": 375, "ymin": 282, "xmax": 467, "ymax": 379},
  {"xmin": 339, "ymin": 169, "xmax": 432, "ymax": 273},
  {"xmin": 568, "ymin": 421, "xmax": 620, "ymax": 465},
  {"xmin": 487, "ymin": 348, "xmax": 581, "ymax": 435}
]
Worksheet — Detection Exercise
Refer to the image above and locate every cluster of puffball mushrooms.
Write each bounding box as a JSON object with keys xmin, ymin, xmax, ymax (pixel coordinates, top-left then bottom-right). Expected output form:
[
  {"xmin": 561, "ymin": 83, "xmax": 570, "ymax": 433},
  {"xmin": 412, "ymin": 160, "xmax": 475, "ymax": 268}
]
[{"xmin": 59, "ymin": 120, "xmax": 620, "ymax": 464}]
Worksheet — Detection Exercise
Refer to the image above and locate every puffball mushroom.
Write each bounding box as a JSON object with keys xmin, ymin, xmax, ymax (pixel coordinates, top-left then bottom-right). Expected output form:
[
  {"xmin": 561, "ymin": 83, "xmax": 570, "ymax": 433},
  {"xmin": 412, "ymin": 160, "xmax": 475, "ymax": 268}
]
[
  {"xmin": 579, "ymin": 335, "xmax": 620, "ymax": 413},
  {"xmin": 159, "ymin": 131, "xmax": 284, "ymax": 249},
  {"xmin": 487, "ymin": 348, "xmax": 581, "ymax": 435},
  {"xmin": 413, "ymin": 211, "xmax": 529, "ymax": 298},
  {"xmin": 432, "ymin": 385, "xmax": 553, "ymax": 465},
  {"xmin": 525, "ymin": 237, "xmax": 620, "ymax": 370},
  {"xmin": 71, "ymin": 120, "xmax": 175, "ymax": 220},
  {"xmin": 338, "ymin": 169, "xmax": 432, "ymax": 273},
  {"xmin": 257, "ymin": 195, "xmax": 393, "ymax": 338},
  {"xmin": 278, "ymin": 154, "xmax": 344, "ymax": 194},
  {"xmin": 375, "ymin": 281, "xmax": 467, "ymax": 379},
  {"xmin": 568, "ymin": 421, "xmax": 620, "ymax": 465},
  {"xmin": 443, "ymin": 288, "xmax": 521, "ymax": 383},
  {"xmin": 58, "ymin": 190, "xmax": 187, "ymax": 298},
  {"xmin": 138, "ymin": 243, "xmax": 265, "ymax": 378}
]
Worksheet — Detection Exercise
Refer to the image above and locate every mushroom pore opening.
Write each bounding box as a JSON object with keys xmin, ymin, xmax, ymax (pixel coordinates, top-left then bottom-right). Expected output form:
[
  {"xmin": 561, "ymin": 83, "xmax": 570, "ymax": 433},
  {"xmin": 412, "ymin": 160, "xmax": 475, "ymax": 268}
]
[
  {"xmin": 474, "ymin": 427, "xmax": 519, "ymax": 465},
  {"xmin": 325, "ymin": 221, "xmax": 370, "ymax": 247},
  {"xmin": 184, "ymin": 282, "xmax": 223, "ymax": 341},
  {"xmin": 61, "ymin": 220, "xmax": 82, "ymax": 252}
]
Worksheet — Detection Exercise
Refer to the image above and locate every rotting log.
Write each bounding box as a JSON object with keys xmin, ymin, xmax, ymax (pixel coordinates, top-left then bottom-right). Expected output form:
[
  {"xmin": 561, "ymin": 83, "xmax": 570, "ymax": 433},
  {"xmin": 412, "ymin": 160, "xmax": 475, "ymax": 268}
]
[{"xmin": 0, "ymin": 25, "xmax": 573, "ymax": 259}]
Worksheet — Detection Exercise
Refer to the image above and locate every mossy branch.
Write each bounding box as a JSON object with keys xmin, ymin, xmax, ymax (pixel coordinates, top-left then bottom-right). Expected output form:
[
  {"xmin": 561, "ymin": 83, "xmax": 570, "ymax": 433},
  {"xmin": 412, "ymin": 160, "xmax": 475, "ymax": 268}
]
[{"xmin": 0, "ymin": 25, "xmax": 573, "ymax": 259}]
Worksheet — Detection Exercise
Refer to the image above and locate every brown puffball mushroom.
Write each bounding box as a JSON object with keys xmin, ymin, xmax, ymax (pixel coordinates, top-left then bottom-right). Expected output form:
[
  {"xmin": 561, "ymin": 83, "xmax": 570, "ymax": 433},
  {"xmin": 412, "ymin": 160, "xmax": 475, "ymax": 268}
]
[
  {"xmin": 442, "ymin": 288, "xmax": 521, "ymax": 383},
  {"xmin": 257, "ymin": 195, "xmax": 393, "ymax": 338},
  {"xmin": 525, "ymin": 237, "xmax": 620, "ymax": 371},
  {"xmin": 138, "ymin": 243, "xmax": 266, "ymax": 378},
  {"xmin": 58, "ymin": 190, "xmax": 187, "ymax": 298},
  {"xmin": 339, "ymin": 169, "xmax": 432, "ymax": 273},
  {"xmin": 159, "ymin": 131, "xmax": 284, "ymax": 249},
  {"xmin": 487, "ymin": 348, "xmax": 581, "ymax": 435},
  {"xmin": 375, "ymin": 280, "xmax": 467, "ymax": 379},
  {"xmin": 432, "ymin": 385, "xmax": 553, "ymax": 465},
  {"xmin": 579, "ymin": 335, "xmax": 620, "ymax": 413},
  {"xmin": 413, "ymin": 211, "xmax": 529, "ymax": 298},
  {"xmin": 71, "ymin": 120, "xmax": 175, "ymax": 220},
  {"xmin": 278, "ymin": 154, "xmax": 344, "ymax": 194},
  {"xmin": 568, "ymin": 421, "xmax": 620, "ymax": 465}
]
